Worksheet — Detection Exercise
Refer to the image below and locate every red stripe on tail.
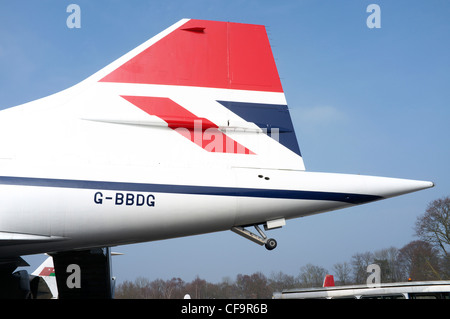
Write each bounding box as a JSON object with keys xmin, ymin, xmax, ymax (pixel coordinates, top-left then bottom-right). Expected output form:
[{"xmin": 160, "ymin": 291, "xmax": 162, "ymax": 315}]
[
  {"xmin": 39, "ymin": 267, "xmax": 55, "ymax": 276},
  {"xmin": 122, "ymin": 96, "xmax": 254, "ymax": 154}
]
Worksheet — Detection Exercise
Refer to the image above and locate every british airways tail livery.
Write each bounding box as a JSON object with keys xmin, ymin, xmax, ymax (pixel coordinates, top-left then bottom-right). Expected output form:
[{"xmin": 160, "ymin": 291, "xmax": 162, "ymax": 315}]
[{"xmin": 0, "ymin": 19, "xmax": 433, "ymax": 298}]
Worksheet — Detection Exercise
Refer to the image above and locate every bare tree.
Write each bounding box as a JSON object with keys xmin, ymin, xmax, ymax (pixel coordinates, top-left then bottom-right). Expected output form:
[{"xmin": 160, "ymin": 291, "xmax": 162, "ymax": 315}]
[
  {"xmin": 333, "ymin": 262, "xmax": 352, "ymax": 285},
  {"xmin": 235, "ymin": 272, "xmax": 271, "ymax": 298},
  {"xmin": 114, "ymin": 280, "xmax": 139, "ymax": 298},
  {"xmin": 269, "ymin": 271, "xmax": 299, "ymax": 292},
  {"xmin": 398, "ymin": 240, "xmax": 442, "ymax": 281},
  {"xmin": 373, "ymin": 247, "xmax": 403, "ymax": 282},
  {"xmin": 216, "ymin": 276, "xmax": 235, "ymax": 299},
  {"xmin": 415, "ymin": 196, "xmax": 450, "ymax": 258},
  {"xmin": 351, "ymin": 251, "xmax": 373, "ymax": 284},
  {"xmin": 149, "ymin": 278, "xmax": 166, "ymax": 298},
  {"xmin": 163, "ymin": 277, "xmax": 185, "ymax": 299},
  {"xmin": 185, "ymin": 276, "xmax": 211, "ymax": 299},
  {"xmin": 298, "ymin": 263, "xmax": 328, "ymax": 288}
]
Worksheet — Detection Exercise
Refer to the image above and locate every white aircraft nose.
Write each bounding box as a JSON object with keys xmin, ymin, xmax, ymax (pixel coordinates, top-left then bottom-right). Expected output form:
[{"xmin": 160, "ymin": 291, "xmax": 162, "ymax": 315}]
[
  {"xmin": 299, "ymin": 171, "xmax": 434, "ymax": 200},
  {"xmin": 367, "ymin": 177, "xmax": 434, "ymax": 199}
]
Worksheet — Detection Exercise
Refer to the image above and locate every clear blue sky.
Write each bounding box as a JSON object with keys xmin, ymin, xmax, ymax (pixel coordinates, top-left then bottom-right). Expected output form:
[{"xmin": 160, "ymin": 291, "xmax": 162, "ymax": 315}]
[{"xmin": 1, "ymin": 1, "xmax": 449, "ymax": 284}]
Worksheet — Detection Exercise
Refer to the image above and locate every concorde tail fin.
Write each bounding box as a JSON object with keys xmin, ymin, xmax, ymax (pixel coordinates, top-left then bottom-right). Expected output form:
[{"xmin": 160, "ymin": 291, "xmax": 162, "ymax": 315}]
[
  {"xmin": 0, "ymin": 19, "xmax": 304, "ymax": 170},
  {"xmin": 92, "ymin": 19, "xmax": 304, "ymax": 170}
]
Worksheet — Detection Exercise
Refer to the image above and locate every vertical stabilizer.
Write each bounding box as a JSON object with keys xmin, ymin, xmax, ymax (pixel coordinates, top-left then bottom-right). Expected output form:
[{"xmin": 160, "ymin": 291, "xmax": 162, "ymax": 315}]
[{"xmin": 90, "ymin": 19, "xmax": 305, "ymax": 170}]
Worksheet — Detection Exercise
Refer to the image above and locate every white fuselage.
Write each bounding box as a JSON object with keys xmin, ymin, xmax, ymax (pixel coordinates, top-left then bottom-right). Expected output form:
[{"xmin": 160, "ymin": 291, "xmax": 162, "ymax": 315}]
[
  {"xmin": 0, "ymin": 159, "xmax": 432, "ymax": 257},
  {"xmin": 0, "ymin": 18, "xmax": 433, "ymax": 259}
]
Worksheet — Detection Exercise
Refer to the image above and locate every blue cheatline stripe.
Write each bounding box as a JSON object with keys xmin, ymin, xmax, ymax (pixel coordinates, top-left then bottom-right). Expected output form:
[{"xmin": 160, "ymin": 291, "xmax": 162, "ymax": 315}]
[{"xmin": 0, "ymin": 176, "xmax": 383, "ymax": 205}]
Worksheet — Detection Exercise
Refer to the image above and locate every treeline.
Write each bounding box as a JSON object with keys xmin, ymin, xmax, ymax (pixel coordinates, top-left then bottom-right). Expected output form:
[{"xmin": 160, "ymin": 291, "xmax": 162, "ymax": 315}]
[
  {"xmin": 115, "ymin": 196, "xmax": 450, "ymax": 299},
  {"xmin": 114, "ymin": 241, "xmax": 449, "ymax": 299}
]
